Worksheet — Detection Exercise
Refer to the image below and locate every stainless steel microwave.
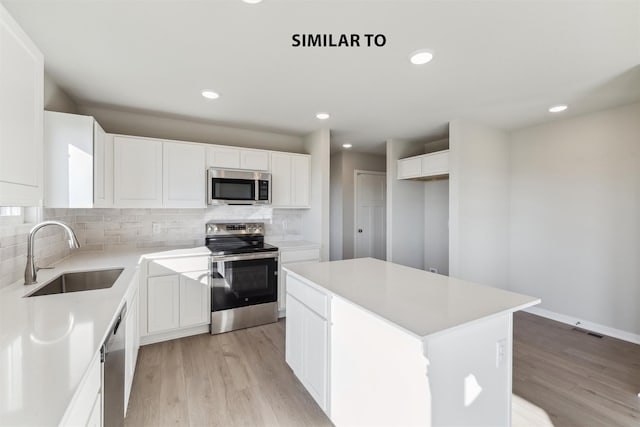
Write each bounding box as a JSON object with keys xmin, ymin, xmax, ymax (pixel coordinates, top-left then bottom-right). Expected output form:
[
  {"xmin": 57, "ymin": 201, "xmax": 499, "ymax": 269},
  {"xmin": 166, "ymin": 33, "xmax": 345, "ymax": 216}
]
[{"xmin": 207, "ymin": 169, "xmax": 271, "ymax": 205}]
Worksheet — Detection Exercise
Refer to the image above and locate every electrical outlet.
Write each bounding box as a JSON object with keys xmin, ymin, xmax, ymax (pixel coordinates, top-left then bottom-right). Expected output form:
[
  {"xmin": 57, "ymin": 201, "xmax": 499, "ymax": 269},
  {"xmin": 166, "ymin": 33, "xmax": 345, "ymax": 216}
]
[
  {"xmin": 428, "ymin": 267, "xmax": 438, "ymax": 274},
  {"xmin": 152, "ymin": 222, "xmax": 161, "ymax": 234},
  {"xmin": 496, "ymin": 339, "xmax": 507, "ymax": 367}
]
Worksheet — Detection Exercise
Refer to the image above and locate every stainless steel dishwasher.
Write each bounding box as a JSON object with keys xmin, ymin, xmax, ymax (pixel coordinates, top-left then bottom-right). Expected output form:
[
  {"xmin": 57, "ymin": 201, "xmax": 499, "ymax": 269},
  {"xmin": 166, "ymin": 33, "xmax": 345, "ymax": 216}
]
[{"xmin": 102, "ymin": 303, "xmax": 127, "ymax": 427}]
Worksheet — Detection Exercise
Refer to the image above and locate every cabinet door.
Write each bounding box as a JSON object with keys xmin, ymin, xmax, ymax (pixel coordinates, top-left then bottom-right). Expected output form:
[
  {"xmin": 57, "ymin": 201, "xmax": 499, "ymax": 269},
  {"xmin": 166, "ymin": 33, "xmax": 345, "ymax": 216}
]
[
  {"xmin": 43, "ymin": 111, "xmax": 94, "ymax": 208},
  {"xmin": 303, "ymin": 308, "xmax": 328, "ymax": 410},
  {"xmin": 271, "ymin": 153, "xmax": 292, "ymax": 206},
  {"xmin": 397, "ymin": 157, "xmax": 421, "ymax": 179},
  {"xmin": 206, "ymin": 146, "xmax": 241, "ymax": 169},
  {"xmin": 179, "ymin": 271, "xmax": 210, "ymax": 327},
  {"xmin": 291, "ymin": 155, "xmax": 310, "ymax": 207},
  {"xmin": 86, "ymin": 391, "xmax": 102, "ymax": 427},
  {"xmin": 240, "ymin": 150, "xmax": 269, "ymax": 171},
  {"xmin": 163, "ymin": 141, "xmax": 205, "ymax": 208},
  {"xmin": 0, "ymin": 6, "xmax": 44, "ymax": 206},
  {"xmin": 421, "ymin": 150, "xmax": 449, "ymax": 176},
  {"xmin": 125, "ymin": 290, "xmax": 139, "ymax": 411},
  {"xmin": 147, "ymin": 275, "xmax": 180, "ymax": 333},
  {"xmin": 93, "ymin": 121, "xmax": 113, "ymax": 207},
  {"xmin": 114, "ymin": 136, "xmax": 163, "ymax": 208},
  {"xmin": 285, "ymin": 294, "xmax": 304, "ymax": 376}
]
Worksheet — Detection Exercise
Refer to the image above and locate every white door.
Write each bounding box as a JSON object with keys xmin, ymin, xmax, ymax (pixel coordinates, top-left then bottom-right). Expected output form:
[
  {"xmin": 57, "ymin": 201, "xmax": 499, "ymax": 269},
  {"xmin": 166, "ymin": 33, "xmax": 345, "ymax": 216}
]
[{"xmin": 355, "ymin": 171, "xmax": 386, "ymax": 260}]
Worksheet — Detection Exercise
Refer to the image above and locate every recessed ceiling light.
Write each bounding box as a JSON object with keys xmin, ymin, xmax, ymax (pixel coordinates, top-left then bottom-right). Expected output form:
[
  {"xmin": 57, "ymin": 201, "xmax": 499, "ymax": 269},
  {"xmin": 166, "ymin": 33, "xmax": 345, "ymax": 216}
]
[
  {"xmin": 201, "ymin": 90, "xmax": 219, "ymax": 99},
  {"xmin": 242, "ymin": 0, "xmax": 262, "ymax": 3},
  {"xmin": 409, "ymin": 49, "xmax": 434, "ymax": 65},
  {"xmin": 342, "ymin": 144, "xmax": 352, "ymax": 149},
  {"xmin": 548, "ymin": 104, "xmax": 568, "ymax": 113},
  {"xmin": 316, "ymin": 112, "xmax": 330, "ymax": 120}
]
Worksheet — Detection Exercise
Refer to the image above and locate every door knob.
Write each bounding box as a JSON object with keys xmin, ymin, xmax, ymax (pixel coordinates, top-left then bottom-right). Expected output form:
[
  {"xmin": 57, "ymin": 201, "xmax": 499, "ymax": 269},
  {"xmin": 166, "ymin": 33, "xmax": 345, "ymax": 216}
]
[{"xmin": 358, "ymin": 229, "xmax": 363, "ymax": 233}]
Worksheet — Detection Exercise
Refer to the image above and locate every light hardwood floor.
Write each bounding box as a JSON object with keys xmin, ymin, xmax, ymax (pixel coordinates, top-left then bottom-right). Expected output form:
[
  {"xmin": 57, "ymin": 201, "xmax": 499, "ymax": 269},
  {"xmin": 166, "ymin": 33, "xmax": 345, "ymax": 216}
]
[
  {"xmin": 126, "ymin": 313, "xmax": 640, "ymax": 427},
  {"xmin": 513, "ymin": 312, "xmax": 640, "ymax": 427},
  {"xmin": 125, "ymin": 320, "xmax": 331, "ymax": 427}
]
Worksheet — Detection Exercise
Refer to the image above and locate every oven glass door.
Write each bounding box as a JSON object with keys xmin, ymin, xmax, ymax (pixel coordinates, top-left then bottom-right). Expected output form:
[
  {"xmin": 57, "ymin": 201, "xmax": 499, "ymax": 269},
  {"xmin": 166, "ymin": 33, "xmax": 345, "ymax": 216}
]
[
  {"xmin": 211, "ymin": 255, "xmax": 277, "ymax": 311},
  {"xmin": 211, "ymin": 178, "xmax": 255, "ymax": 202}
]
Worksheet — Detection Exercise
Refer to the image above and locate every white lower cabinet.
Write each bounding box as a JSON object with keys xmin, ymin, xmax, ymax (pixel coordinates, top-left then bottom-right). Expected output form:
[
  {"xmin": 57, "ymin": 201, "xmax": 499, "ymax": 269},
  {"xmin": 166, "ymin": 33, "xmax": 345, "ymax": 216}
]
[
  {"xmin": 278, "ymin": 247, "xmax": 320, "ymax": 313},
  {"xmin": 179, "ymin": 271, "xmax": 210, "ymax": 327},
  {"xmin": 142, "ymin": 257, "xmax": 211, "ymax": 343},
  {"xmin": 86, "ymin": 391, "xmax": 102, "ymax": 427},
  {"xmin": 124, "ymin": 280, "xmax": 140, "ymax": 414},
  {"xmin": 147, "ymin": 275, "xmax": 180, "ymax": 333},
  {"xmin": 285, "ymin": 276, "xmax": 329, "ymax": 411},
  {"xmin": 60, "ymin": 351, "xmax": 102, "ymax": 426}
]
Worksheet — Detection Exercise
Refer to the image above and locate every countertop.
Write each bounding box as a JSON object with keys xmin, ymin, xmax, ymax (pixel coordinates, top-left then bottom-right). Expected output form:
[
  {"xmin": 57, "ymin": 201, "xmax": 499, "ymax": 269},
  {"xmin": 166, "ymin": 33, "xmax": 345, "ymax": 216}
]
[
  {"xmin": 0, "ymin": 248, "xmax": 170, "ymax": 426},
  {"xmin": 266, "ymin": 240, "xmax": 320, "ymax": 251},
  {"xmin": 285, "ymin": 258, "xmax": 540, "ymax": 339}
]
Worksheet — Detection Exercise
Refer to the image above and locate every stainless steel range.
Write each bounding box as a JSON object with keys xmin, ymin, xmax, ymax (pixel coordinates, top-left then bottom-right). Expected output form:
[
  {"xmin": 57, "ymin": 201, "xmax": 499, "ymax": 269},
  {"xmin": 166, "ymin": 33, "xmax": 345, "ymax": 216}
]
[{"xmin": 206, "ymin": 222, "xmax": 279, "ymax": 334}]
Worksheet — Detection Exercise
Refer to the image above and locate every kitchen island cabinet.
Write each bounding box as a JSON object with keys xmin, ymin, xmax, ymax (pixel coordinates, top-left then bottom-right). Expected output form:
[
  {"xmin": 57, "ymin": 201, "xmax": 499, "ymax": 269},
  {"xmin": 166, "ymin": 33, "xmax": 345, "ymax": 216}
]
[{"xmin": 284, "ymin": 258, "xmax": 540, "ymax": 426}]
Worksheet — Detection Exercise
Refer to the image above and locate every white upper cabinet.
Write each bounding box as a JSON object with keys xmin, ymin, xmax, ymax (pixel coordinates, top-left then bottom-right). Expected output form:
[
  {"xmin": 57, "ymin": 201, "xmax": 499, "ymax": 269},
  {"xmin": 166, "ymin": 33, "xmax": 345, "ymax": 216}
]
[
  {"xmin": 240, "ymin": 149, "xmax": 269, "ymax": 171},
  {"xmin": 397, "ymin": 149, "xmax": 449, "ymax": 180},
  {"xmin": 271, "ymin": 152, "xmax": 310, "ymax": 208},
  {"xmin": 44, "ymin": 111, "xmax": 113, "ymax": 208},
  {"xmin": 0, "ymin": 5, "xmax": 44, "ymax": 207},
  {"xmin": 206, "ymin": 146, "xmax": 240, "ymax": 169},
  {"xmin": 114, "ymin": 136, "xmax": 163, "ymax": 208},
  {"xmin": 397, "ymin": 157, "xmax": 422, "ymax": 179},
  {"xmin": 163, "ymin": 141, "xmax": 205, "ymax": 208},
  {"xmin": 206, "ymin": 145, "xmax": 270, "ymax": 171}
]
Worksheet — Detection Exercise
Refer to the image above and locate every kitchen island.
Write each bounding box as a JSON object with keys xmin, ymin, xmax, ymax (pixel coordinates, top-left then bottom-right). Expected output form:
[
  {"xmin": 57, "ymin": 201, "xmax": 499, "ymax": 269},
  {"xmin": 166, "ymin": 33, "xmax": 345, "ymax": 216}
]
[{"xmin": 283, "ymin": 258, "xmax": 540, "ymax": 427}]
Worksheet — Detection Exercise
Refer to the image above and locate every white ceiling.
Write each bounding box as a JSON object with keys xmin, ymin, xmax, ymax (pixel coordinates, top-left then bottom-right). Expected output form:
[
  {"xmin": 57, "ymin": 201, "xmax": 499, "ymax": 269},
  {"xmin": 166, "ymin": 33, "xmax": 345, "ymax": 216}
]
[{"xmin": 3, "ymin": 0, "xmax": 640, "ymax": 153}]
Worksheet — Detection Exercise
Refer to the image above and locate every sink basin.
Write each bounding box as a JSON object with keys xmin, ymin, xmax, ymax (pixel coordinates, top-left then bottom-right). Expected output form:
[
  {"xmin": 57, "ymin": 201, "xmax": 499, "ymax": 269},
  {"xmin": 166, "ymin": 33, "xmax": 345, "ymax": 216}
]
[{"xmin": 28, "ymin": 268, "xmax": 124, "ymax": 297}]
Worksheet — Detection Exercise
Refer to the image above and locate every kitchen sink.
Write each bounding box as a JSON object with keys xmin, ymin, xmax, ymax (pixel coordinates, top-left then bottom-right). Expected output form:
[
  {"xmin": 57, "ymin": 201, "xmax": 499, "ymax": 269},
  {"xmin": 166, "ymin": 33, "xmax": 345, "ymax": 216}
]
[{"xmin": 27, "ymin": 268, "xmax": 124, "ymax": 297}]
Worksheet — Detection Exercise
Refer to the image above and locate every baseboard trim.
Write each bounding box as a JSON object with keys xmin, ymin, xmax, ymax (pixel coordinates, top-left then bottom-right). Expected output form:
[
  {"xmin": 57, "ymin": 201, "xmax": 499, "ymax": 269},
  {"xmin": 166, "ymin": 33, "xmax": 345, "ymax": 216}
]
[
  {"xmin": 523, "ymin": 306, "xmax": 640, "ymax": 345},
  {"xmin": 278, "ymin": 308, "xmax": 286, "ymax": 318},
  {"xmin": 140, "ymin": 324, "xmax": 210, "ymax": 346}
]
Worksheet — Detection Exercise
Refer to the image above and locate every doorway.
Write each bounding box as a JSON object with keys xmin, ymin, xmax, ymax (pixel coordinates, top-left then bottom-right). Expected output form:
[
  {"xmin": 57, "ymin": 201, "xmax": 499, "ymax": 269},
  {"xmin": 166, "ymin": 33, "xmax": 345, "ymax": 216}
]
[{"xmin": 354, "ymin": 170, "xmax": 386, "ymax": 260}]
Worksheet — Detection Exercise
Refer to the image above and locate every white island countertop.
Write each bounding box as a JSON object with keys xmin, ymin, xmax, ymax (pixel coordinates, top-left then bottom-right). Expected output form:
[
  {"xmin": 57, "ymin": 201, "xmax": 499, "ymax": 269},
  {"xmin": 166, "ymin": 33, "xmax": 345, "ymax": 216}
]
[
  {"xmin": 285, "ymin": 258, "xmax": 540, "ymax": 339},
  {"xmin": 0, "ymin": 247, "xmax": 199, "ymax": 426}
]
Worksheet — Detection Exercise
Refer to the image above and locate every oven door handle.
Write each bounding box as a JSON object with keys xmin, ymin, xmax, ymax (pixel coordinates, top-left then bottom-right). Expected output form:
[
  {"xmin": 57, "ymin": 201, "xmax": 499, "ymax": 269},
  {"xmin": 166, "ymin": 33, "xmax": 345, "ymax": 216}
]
[{"xmin": 209, "ymin": 252, "xmax": 279, "ymax": 263}]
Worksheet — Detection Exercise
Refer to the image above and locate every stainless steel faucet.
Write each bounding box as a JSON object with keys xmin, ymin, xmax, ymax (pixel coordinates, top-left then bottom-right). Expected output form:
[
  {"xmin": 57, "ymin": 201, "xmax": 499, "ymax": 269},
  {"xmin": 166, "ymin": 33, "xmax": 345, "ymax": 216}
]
[{"xmin": 24, "ymin": 221, "xmax": 80, "ymax": 285}]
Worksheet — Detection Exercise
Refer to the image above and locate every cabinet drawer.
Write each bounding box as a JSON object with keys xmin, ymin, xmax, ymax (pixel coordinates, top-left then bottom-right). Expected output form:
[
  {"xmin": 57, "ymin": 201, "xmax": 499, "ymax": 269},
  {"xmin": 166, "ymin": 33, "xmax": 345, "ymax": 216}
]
[
  {"xmin": 148, "ymin": 256, "xmax": 208, "ymax": 276},
  {"xmin": 286, "ymin": 275, "xmax": 328, "ymax": 319},
  {"xmin": 281, "ymin": 248, "xmax": 320, "ymax": 264}
]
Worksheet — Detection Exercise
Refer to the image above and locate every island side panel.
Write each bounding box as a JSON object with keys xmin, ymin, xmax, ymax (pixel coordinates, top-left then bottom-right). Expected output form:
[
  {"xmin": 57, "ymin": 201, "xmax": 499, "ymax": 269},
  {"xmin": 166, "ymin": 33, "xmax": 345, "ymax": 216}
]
[
  {"xmin": 330, "ymin": 297, "xmax": 431, "ymax": 426},
  {"xmin": 423, "ymin": 313, "xmax": 512, "ymax": 427}
]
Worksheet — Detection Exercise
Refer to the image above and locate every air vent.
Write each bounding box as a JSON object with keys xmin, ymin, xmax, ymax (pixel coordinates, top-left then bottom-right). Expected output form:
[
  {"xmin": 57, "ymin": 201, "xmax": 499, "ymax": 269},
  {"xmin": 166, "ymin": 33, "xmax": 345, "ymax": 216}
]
[{"xmin": 572, "ymin": 327, "xmax": 604, "ymax": 339}]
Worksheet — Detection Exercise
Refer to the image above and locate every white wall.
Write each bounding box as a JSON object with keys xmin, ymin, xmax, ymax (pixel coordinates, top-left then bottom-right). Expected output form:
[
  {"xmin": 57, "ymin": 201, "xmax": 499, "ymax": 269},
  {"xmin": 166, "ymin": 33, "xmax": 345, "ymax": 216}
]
[
  {"xmin": 331, "ymin": 151, "xmax": 386, "ymax": 260},
  {"xmin": 424, "ymin": 179, "xmax": 449, "ymax": 275},
  {"xmin": 44, "ymin": 72, "xmax": 78, "ymax": 114},
  {"xmin": 386, "ymin": 139, "xmax": 425, "ymax": 269},
  {"xmin": 449, "ymin": 120, "xmax": 510, "ymax": 289},
  {"xmin": 509, "ymin": 102, "xmax": 640, "ymax": 336},
  {"xmin": 303, "ymin": 129, "xmax": 331, "ymax": 261},
  {"xmin": 330, "ymin": 152, "xmax": 344, "ymax": 260},
  {"xmin": 78, "ymin": 104, "xmax": 305, "ymax": 153}
]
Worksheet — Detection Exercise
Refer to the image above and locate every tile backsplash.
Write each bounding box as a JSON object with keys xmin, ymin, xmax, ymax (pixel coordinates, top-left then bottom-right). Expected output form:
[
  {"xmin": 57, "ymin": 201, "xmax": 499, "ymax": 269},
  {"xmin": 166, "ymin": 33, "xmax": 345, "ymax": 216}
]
[{"xmin": 0, "ymin": 206, "xmax": 305, "ymax": 289}]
